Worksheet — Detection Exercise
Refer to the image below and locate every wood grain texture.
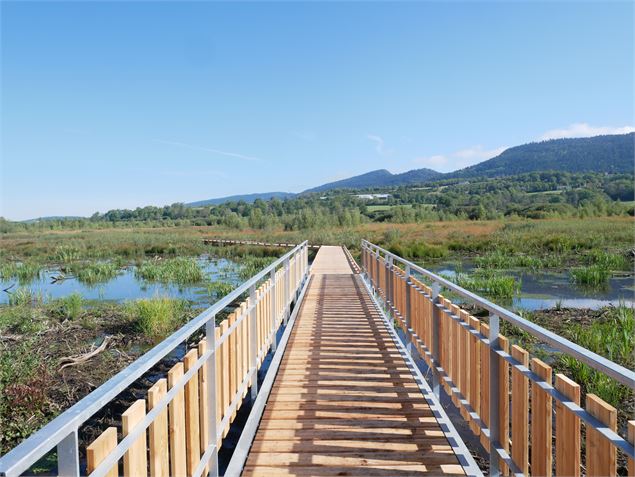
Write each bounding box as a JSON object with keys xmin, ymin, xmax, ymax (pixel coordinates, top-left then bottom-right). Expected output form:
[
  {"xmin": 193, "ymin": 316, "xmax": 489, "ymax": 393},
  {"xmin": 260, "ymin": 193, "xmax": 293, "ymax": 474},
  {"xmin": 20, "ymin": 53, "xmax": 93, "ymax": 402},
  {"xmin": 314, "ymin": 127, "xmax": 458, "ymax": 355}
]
[
  {"xmin": 510, "ymin": 345, "xmax": 529, "ymax": 476},
  {"xmin": 555, "ymin": 374, "xmax": 580, "ymax": 477},
  {"xmin": 148, "ymin": 379, "xmax": 169, "ymax": 477},
  {"xmin": 586, "ymin": 393, "xmax": 616, "ymax": 477},
  {"xmin": 168, "ymin": 362, "xmax": 187, "ymax": 477},
  {"xmin": 530, "ymin": 358, "xmax": 552, "ymax": 477},
  {"xmin": 183, "ymin": 349, "xmax": 201, "ymax": 477},
  {"xmin": 86, "ymin": 427, "xmax": 118, "ymax": 477},
  {"xmin": 244, "ymin": 247, "xmax": 464, "ymax": 476},
  {"xmin": 122, "ymin": 399, "xmax": 147, "ymax": 477}
]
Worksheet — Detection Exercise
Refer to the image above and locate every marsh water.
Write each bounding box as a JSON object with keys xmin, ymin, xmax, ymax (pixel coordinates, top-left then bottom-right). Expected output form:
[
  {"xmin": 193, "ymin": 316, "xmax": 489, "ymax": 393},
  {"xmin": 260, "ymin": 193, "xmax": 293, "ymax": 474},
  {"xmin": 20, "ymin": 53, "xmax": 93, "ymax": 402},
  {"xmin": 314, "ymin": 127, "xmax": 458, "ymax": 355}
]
[
  {"xmin": 2, "ymin": 255, "xmax": 633, "ymax": 310},
  {"xmin": 428, "ymin": 260, "xmax": 634, "ymax": 310},
  {"xmin": 0, "ymin": 257, "xmax": 242, "ymax": 306}
]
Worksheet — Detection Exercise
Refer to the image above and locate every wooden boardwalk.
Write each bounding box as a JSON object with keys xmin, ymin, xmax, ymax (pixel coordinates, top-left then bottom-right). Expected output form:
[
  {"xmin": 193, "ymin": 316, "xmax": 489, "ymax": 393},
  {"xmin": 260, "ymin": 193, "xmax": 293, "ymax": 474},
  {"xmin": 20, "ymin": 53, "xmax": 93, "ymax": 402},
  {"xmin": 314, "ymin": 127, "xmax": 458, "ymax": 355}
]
[{"xmin": 243, "ymin": 246, "xmax": 465, "ymax": 476}]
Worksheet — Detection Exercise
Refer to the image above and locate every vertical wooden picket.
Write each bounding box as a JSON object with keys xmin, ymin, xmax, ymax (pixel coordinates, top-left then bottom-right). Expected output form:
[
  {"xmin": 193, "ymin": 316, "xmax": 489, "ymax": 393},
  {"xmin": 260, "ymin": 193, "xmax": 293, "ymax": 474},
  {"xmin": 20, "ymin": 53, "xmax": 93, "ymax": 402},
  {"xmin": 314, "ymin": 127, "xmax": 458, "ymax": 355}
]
[
  {"xmin": 510, "ymin": 345, "xmax": 529, "ymax": 476},
  {"xmin": 555, "ymin": 374, "xmax": 580, "ymax": 477},
  {"xmin": 86, "ymin": 427, "xmax": 118, "ymax": 477},
  {"xmin": 459, "ymin": 308, "xmax": 470, "ymax": 421},
  {"xmin": 122, "ymin": 400, "xmax": 147, "ymax": 477},
  {"xmin": 168, "ymin": 363, "xmax": 187, "ymax": 477},
  {"xmin": 228, "ymin": 312, "xmax": 237, "ymax": 421},
  {"xmin": 148, "ymin": 379, "xmax": 169, "ymax": 477},
  {"xmin": 498, "ymin": 335, "xmax": 510, "ymax": 475},
  {"xmin": 468, "ymin": 315, "xmax": 480, "ymax": 436},
  {"xmin": 530, "ymin": 358, "xmax": 552, "ymax": 477},
  {"xmin": 183, "ymin": 349, "xmax": 201, "ymax": 477},
  {"xmin": 586, "ymin": 394, "xmax": 617, "ymax": 477},
  {"xmin": 198, "ymin": 339, "xmax": 210, "ymax": 477},
  {"xmin": 220, "ymin": 320, "xmax": 229, "ymax": 436},
  {"xmin": 628, "ymin": 421, "xmax": 635, "ymax": 477}
]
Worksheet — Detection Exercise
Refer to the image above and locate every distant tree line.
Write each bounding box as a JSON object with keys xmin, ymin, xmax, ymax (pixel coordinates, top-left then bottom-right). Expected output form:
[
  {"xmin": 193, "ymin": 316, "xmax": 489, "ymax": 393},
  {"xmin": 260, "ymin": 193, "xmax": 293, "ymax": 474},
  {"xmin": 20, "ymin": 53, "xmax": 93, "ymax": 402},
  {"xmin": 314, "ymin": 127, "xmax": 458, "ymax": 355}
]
[{"xmin": 2, "ymin": 171, "xmax": 633, "ymax": 233}]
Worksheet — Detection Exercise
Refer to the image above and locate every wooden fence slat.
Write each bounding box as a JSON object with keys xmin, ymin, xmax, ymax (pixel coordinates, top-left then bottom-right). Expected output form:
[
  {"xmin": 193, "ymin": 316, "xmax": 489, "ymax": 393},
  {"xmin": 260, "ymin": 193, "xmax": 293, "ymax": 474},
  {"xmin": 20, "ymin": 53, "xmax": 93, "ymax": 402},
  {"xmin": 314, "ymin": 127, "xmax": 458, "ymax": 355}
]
[
  {"xmin": 530, "ymin": 358, "xmax": 552, "ymax": 477},
  {"xmin": 240, "ymin": 302, "xmax": 248, "ymax": 399},
  {"xmin": 220, "ymin": 319, "xmax": 230, "ymax": 436},
  {"xmin": 510, "ymin": 345, "xmax": 529, "ymax": 476},
  {"xmin": 586, "ymin": 393, "xmax": 617, "ymax": 477},
  {"xmin": 228, "ymin": 312, "xmax": 237, "ymax": 421},
  {"xmin": 628, "ymin": 421, "xmax": 635, "ymax": 477},
  {"xmin": 468, "ymin": 315, "xmax": 480, "ymax": 436},
  {"xmin": 498, "ymin": 335, "xmax": 510, "ymax": 475},
  {"xmin": 168, "ymin": 362, "xmax": 187, "ymax": 477},
  {"xmin": 459, "ymin": 309, "xmax": 470, "ymax": 422},
  {"xmin": 555, "ymin": 373, "xmax": 580, "ymax": 477},
  {"xmin": 184, "ymin": 349, "xmax": 201, "ymax": 477},
  {"xmin": 198, "ymin": 339, "xmax": 210, "ymax": 477},
  {"xmin": 122, "ymin": 399, "xmax": 148, "ymax": 477},
  {"xmin": 86, "ymin": 427, "xmax": 118, "ymax": 477},
  {"xmin": 450, "ymin": 303, "xmax": 460, "ymax": 409},
  {"xmin": 215, "ymin": 326, "xmax": 222, "ymax": 448},
  {"xmin": 148, "ymin": 379, "xmax": 169, "ymax": 477}
]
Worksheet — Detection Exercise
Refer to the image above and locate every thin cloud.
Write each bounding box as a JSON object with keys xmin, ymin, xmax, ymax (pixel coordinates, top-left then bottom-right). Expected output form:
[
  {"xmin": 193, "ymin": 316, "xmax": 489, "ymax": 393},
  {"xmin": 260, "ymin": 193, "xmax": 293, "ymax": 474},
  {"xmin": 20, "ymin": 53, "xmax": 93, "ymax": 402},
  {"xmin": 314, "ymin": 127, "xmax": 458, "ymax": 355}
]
[
  {"xmin": 539, "ymin": 123, "xmax": 635, "ymax": 141},
  {"xmin": 413, "ymin": 145, "xmax": 507, "ymax": 172},
  {"xmin": 367, "ymin": 134, "xmax": 393, "ymax": 156},
  {"xmin": 155, "ymin": 139, "xmax": 262, "ymax": 161}
]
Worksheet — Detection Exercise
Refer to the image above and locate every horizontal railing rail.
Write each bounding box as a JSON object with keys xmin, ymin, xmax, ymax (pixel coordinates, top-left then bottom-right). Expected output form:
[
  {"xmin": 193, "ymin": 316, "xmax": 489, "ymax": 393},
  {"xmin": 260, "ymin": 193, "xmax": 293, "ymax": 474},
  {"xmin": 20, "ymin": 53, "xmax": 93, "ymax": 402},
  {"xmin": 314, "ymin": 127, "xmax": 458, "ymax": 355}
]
[
  {"xmin": 361, "ymin": 239, "xmax": 635, "ymax": 477},
  {"xmin": 0, "ymin": 241, "xmax": 310, "ymax": 477}
]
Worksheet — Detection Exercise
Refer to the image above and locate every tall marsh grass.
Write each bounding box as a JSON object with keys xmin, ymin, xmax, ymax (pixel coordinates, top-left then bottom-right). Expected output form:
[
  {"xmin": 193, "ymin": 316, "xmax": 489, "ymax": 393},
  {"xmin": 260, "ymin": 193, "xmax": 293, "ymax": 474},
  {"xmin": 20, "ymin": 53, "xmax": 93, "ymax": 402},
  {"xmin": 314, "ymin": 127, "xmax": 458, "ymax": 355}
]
[
  {"xmin": 0, "ymin": 262, "xmax": 42, "ymax": 284},
  {"xmin": 71, "ymin": 261, "xmax": 120, "ymax": 286},
  {"xmin": 135, "ymin": 257, "xmax": 204, "ymax": 284},
  {"xmin": 570, "ymin": 265, "xmax": 611, "ymax": 287},
  {"xmin": 559, "ymin": 305, "xmax": 634, "ymax": 407},
  {"xmin": 126, "ymin": 297, "xmax": 189, "ymax": 339}
]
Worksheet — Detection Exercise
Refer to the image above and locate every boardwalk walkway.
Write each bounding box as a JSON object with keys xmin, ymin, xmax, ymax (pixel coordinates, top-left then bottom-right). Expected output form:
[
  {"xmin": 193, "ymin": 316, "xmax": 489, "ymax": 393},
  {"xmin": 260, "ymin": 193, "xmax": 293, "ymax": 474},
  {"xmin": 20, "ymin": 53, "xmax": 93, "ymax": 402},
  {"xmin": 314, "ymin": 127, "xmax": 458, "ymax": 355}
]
[{"xmin": 243, "ymin": 246, "xmax": 465, "ymax": 476}]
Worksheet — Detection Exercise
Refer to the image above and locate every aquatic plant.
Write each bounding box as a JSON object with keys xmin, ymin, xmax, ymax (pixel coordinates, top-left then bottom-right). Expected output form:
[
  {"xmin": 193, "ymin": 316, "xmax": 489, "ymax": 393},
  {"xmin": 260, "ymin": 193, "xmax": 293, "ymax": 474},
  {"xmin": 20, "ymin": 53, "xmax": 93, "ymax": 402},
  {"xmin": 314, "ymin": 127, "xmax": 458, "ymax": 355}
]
[
  {"xmin": 0, "ymin": 262, "xmax": 42, "ymax": 284},
  {"xmin": 558, "ymin": 305, "xmax": 633, "ymax": 407},
  {"xmin": 206, "ymin": 281, "xmax": 235, "ymax": 297},
  {"xmin": 126, "ymin": 296, "xmax": 189, "ymax": 339},
  {"xmin": 135, "ymin": 257, "xmax": 204, "ymax": 284},
  {"xmin": 453, "ymin": 269, "xmax": 520, "ymax": 300},
  {"xmin": 238, "ymin": 257, "xmax": 276, "ymax": 280},
  {"xmin": 585, "ymin": 250, "xmax": 630, "ymax": 270},
  {"xmin": 570, "ymin": 265, "xmax": 611, "ymax": 287},
  {"xmin": 71, "ymin": 261, "xmax": 120, "ymax": 286},
  {"xmin": 54, "ymin": 293, "xmax": 84, "ymax": 320},
  {"xmin": 7, "ymin": 288, "xmax": 45, "ymax": 307}
]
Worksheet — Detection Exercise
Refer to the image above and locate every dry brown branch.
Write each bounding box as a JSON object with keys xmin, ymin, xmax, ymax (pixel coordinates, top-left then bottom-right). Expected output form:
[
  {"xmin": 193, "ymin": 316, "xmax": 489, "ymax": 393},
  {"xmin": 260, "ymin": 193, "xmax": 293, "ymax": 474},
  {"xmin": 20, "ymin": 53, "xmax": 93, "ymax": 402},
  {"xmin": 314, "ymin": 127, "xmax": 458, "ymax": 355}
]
[{"xmin": 58, "ymin": 336, "xmax": 112, "ymax": 371}]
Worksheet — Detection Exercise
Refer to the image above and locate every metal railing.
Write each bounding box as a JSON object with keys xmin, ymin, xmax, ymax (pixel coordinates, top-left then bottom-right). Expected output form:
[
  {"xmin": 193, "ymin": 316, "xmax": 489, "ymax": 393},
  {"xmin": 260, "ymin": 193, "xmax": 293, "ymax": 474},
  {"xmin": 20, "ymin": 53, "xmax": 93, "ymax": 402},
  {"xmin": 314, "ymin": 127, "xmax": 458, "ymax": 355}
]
[
  {"xmin": 361, "ymin": 239, "xmax": 635, "ymax": 477},
  {"xmin": 0, "ymin": 242, "xmax": 310, "ymax": 477}
]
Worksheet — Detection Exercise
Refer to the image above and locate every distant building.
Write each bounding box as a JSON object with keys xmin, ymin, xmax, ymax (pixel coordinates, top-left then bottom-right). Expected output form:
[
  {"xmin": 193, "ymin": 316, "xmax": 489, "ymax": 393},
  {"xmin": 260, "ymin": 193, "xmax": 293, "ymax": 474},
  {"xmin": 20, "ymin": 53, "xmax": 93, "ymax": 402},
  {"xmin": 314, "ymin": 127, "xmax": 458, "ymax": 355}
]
[{"xmin": 355, "ymin": 193, "xmax": 391, "ymax": 200}]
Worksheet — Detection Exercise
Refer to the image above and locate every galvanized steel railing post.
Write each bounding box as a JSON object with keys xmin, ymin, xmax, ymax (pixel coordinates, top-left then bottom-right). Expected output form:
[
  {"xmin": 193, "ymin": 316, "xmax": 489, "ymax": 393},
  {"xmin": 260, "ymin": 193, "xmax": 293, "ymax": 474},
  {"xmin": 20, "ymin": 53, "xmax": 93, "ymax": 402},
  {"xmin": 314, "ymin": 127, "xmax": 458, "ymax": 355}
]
[
  {"xmin": 431, "ymin": 282, "xmax": 441, "ymax": 398},
  {"xmin": 374, "ymin": 249, "xmax": 380, "ymax": 292},
  {"xmin": 249, "ymin": 285, "xmax": 258, "ymax": 400},
  {"xmin": 205, "ymin": 316, "xmax": 219, "ymax": 476},
  {"xmin": 405, "ymin": 264, "xmax": 412, "ymax": 355},
  {"xmin": 488, "ymin": 313, "xmax": 501, "ymax": 477},
  {"xmin": 269, "ymin": 268, "xmax": 277, "ymax": 353},
  {"xmin": 283, "ymin": 258, "xmax": 290, "ymax": 325},
  {"xmin": 56, "ymin": 429, "xmax": 80, "ymax": 477}
]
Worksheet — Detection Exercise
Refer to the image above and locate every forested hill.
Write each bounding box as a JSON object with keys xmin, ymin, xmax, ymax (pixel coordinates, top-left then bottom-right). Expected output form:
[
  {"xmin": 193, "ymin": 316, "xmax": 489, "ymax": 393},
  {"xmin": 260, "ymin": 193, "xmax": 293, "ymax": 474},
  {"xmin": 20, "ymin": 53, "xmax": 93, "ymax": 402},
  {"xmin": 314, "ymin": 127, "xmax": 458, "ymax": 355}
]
[
  {"xmin": 447, "ymin": 133, "xmax": 634, "ymax": 179},
  {"xmin": 303, "ymin": 168, "xmax": 441, "ymax": 193},
  {"xmin": 187, "ymin": 192, "xmax": 296, "ymax": 206}
]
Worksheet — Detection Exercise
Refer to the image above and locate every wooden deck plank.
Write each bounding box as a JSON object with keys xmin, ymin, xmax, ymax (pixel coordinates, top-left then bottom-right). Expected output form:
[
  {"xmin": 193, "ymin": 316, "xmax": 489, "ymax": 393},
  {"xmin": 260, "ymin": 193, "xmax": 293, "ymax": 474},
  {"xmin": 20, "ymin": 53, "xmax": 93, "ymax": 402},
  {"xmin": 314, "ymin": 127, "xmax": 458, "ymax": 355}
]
[{"xmin": 244, "ymin": 246, "xmax": 465, "ymax": 476}]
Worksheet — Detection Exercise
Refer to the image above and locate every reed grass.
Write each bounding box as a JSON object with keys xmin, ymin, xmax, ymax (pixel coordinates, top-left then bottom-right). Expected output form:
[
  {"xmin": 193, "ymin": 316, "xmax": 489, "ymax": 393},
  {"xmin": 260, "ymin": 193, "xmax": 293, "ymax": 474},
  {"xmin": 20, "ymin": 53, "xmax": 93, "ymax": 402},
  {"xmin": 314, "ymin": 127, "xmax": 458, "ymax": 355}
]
[
  {"xmin": 53, "ymin": 293, "xmax": 84, "ymax": 320},
  {"xmin": 126, "ymin": 296, "xmax": 189, "ymax": 339},
  {"xmin": 71, "ymin": 262, "xmax": 120, "ymax": 286},
  {"xmin": 135, "ymin": 257, "xmax": 204, "ymax": 284},
  {"xmin": 570, "ymin": 264, "xmax": 611, "ymax": 287}
]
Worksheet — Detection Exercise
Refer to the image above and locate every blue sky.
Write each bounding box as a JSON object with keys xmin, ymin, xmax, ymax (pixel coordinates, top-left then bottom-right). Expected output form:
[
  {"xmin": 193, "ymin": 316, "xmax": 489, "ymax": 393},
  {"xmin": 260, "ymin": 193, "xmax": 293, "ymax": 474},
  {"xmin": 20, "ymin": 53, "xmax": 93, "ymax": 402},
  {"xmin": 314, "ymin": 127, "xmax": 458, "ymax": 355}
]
[{"xmin": 1, "ymin": 1, "xmax": 633, "ymax": 220}]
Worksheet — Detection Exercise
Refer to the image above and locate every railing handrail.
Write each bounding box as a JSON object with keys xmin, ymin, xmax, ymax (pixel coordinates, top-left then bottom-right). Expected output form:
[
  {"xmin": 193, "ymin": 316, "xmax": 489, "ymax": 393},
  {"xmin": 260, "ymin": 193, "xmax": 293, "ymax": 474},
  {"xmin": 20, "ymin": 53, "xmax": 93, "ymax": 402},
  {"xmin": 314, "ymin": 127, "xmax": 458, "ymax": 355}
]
[
  {"xmin": 0, "ymin": 241, "xmax": 309, "ymax": 477},
  {"xmin": 361, "ymin": 239, "xmax": 635, "ymax": 389}
]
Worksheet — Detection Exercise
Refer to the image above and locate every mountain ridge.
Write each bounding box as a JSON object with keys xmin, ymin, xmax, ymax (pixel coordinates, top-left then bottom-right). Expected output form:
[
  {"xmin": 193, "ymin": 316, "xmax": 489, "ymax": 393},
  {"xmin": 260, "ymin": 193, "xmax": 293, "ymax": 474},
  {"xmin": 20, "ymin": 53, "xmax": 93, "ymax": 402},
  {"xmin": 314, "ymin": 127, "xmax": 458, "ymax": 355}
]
[{"xmin": 185, "ymin": 133, "xmax": 634, "ymax": 206}]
